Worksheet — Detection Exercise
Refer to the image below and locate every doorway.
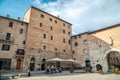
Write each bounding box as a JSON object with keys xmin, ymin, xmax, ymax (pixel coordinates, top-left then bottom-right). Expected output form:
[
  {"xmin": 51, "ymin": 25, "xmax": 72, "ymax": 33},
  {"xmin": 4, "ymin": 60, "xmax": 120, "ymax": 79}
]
[
  {"xmin": 16, "ymin": 59, "xmax": 21, "ymax": 70},
  {"xmin": 107, "ymin": 51, "xmax": 120, "ymax": 70},
  {"xmin": 30, "ymin": 57, "xmax": 35, "ymax": 71},
  {"xmin": 41, "ymin": 58, "xmax": 46, "ymax": 70}
]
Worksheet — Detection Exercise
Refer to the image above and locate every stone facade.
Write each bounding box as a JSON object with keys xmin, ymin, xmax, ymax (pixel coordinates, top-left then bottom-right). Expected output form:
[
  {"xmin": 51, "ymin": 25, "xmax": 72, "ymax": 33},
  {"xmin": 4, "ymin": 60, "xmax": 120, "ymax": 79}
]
[
  {"xmin": 0, "ymin": 16, "xmax": 28, "ymax": 70},
  {"xmin": 23, "ymin": 6, "xmax": 72, "ymax": 70},
  {"xmin": 0, "ymin": 6, "xmax": 72, "ymax": 71},
  {"xmin": 1, "ymin": 6, "xmax": 120, "ymax": 72},
  {"xmin": 71, "ymin": 24, "xmax": 120, "ymax": 72}
]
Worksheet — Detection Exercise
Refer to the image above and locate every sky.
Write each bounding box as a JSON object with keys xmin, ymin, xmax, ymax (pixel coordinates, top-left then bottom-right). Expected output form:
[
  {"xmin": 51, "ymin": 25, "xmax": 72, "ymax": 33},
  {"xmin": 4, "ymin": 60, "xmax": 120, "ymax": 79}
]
[{"xmin": 0, "ymin": 0, "xmax": 120, "ymax": 34}]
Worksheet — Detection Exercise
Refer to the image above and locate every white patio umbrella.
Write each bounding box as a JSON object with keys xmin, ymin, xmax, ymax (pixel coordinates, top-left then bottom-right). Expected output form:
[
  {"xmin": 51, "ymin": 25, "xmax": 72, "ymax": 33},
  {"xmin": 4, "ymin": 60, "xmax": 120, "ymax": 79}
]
[
  {"xmin": 65, "ymin": 59, "xmax": 79, "ymax": 63},
  {"xmin": 65, "ymin": 59, "xmax": 79, "ymax": 67},
  {"xmin": 47, "ymin": 58, "xmax": 65, "ymax": 62},
  {"xmin": 47, "ymin": 58, "xmax": 65, "ymax": 68}
]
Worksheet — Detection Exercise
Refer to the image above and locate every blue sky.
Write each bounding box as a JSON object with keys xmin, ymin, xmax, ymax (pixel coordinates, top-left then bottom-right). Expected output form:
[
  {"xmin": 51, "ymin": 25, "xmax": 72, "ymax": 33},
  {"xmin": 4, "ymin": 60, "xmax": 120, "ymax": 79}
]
[{"xmin": 0, "ymin": 0, "xmax": 120, "ymax": 34}]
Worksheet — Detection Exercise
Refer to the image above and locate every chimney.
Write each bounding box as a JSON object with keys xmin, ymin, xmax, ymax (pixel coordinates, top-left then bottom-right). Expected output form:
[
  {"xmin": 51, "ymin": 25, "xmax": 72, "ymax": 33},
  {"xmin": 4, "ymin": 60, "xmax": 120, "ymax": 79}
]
[
  {"xmin": 17, "ymin": 17, "xmax": 20, "ymax": 20},
  {"xmin": 6, "ymin": 14, "xmax": 10, "ymax": 18},
  {"xmin": 57, "ymin": 15, "xmax": 59, "ymax": 18}
]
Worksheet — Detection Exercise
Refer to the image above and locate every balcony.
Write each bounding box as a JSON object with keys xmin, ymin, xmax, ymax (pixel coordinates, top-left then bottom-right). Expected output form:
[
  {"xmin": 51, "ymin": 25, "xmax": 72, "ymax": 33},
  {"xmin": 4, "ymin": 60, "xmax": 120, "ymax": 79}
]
[
  {"xmin": 0, "ymin": 35, "xmax": 14, "ymax": 43},
  {"xmin": 16, "ymin": 49, "xmax": 25, "ymax": 57}
]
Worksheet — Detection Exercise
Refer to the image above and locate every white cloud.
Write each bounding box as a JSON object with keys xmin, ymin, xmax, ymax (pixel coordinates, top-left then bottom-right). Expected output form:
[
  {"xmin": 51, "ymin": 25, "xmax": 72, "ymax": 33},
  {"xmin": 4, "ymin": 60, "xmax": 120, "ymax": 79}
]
[{"xmin": 31, "ymin": 0, "xmax": 120, "ymax": 34}]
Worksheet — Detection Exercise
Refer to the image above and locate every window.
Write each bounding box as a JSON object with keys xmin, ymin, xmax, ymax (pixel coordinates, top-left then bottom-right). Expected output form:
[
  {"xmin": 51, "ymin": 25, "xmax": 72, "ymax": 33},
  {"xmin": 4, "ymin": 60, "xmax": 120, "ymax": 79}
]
[
  {"xmin": 55, "ymin": 20, "xmax": 57, "ymax": 24},
  {"xmin": 20, "ymin": 29, "xmax": 23, "ymax": 34},
  {"xmin": 68, "ymin": 25, "xmax": 71, "ymax": 28},
  {"xmin": 69, "ymin": 40, "xmax": 71, "ymax": 44},
  {"xmin": 23, "ymin": 41, "xmax": 25, "ymax": 44},
  {"xmin": 63, "ymin": 38, "xmax": 65, "ymax": 43},
  {"xmin": 43, "ymin": 46, "xmax": 46, "ymax": 50},
  {"xmin": 40, "ymin": 23, "xmax": 42, "ymax": 27},
  {"xmin": 21, "ymin": 22, "xmax": 24, "ymax": 25},
  {"xmin": 83, "ymin": 49, "xmax": 87, "ymax": 53},
  {"xmin": 84, "ymin": 40, "xmax": 88, "ymax": 44},
  {"xmin": 6, "ymin": 33, "xmax": 11, "ymax": 40},
  {"xmin": 63, "ymin": 30, "xmax": 65, "ymax": 34},
  {"xmin": 51, "ymin": 26, "xmax": 53, "ymax": 30},
  {"xmin": 43, "ymin": 34, "xmax": 46, "ymax": 39},
  {"xmin": 2, "ymin": 44, "xmax": 10, "ymax": 51},
  {"xmin": 9, "ymin": 22, "xmax": 13, "ymax": 27},
  {"xmin": 74, "ymin": 58, "xmax": 76, "ymax": 60},
  {"xmin": 63, "ymin": 23, "xmax": 65, "ymax": 26},
  {"xmin": 79, "ymin": 35, "xmax": 81, "ymax": 38},
  {"xmin": 74, "ymin": 42, "xmax": 78, "ymax": 47},
  {"xmin": 41, "ymin": 14, "xmax": 44, "ymax": 18},
  {"xmin": 49, "ymin": 18, "xmax": 52, "ymax": 21},
  {"xmin": 74, "ymin": 36, "xmax": 77, "ymax": 39},
  {"xmin": 68, "ymin": 32, "xmax": 70, "ymax": 35},
  {"xmin": 51, "ymin": 36, "xmax": 53, "ymax": 40},
  {"xmin": 63, "ymin": 49, "xmax": 65, "ymax": 52},
  {"xmin": 55, "ymin": 48, "xmax": 57, "ymax": 51},
  {"xmin": 72, "ymin": 51, "xmax": 75, "ymax": 54}
]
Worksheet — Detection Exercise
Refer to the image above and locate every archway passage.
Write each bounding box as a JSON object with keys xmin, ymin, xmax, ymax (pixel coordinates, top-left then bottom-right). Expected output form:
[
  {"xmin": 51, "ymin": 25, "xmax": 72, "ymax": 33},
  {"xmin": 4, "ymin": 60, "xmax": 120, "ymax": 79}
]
[
  {"xmin": 107, "ymin": 51, "xmax": 120, "ymax": 70},
  {"xmin": 41, "ymin": 58, "xmax": 46, "ymax": 70},
  {"xmin": 30, "ymin": 57, "xmax": 35, "ymax": 71},
  {"xmin": 16, "ymin": 59, "xmax": 21, "ymax": 70}
]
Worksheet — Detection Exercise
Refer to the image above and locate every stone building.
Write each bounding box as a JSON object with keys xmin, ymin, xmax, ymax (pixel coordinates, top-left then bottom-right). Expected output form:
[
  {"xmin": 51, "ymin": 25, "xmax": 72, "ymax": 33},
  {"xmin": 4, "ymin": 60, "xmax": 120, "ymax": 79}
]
[
  {"xmin": 0, "ymin": 16, "xmax": 28, "ymax": 70},
  {"xmin": 0, "ymin": 6, "xmax": 72, "ymax": 71},
  {"xmin": 71, "ymin": 24, "xmax": 120, "ymax": 72},
  {"xmin": 23, "ymin": 6, "xmax": 72, "ymax": 71},
  {"xmin": 1, "ymin": 6, "xmax": 120, "ymax": 72}
]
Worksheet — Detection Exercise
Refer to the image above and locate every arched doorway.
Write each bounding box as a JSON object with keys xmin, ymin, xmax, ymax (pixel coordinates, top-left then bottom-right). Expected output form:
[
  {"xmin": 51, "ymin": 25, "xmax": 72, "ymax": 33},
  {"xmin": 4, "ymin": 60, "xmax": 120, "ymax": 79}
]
[
  {"xmin": 41, "ymin": 58, "xmax": 46, "ymax": 70},
  {"xmin": 16, "ymin": 59, "xmax": 21, "ymax": 70},
  {"xmin": 85, "ymin": 58, "xmax": 90, "ymax": 67},
  {"xmin": 107, "ymin": 51, "xmax": 120, "ymax": 70},
  {"xmin": 30, "ymin": 57, "xmax": 35, "ymax": 71}
]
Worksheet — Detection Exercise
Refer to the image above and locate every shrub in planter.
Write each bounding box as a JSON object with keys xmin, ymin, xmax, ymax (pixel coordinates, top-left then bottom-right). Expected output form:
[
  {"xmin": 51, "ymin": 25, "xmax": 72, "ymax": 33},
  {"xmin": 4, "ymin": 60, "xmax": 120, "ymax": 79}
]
[
  {"xmin": 115, "ymin": 68, "xmax": 119, "ymax": 74},
  {"xmin": 99, "ymin": 70, "xmax": 104, "ymax": 74},
  {"xmin": 70, "ymin": 67, "xmax": 74, "ymax": 73}
]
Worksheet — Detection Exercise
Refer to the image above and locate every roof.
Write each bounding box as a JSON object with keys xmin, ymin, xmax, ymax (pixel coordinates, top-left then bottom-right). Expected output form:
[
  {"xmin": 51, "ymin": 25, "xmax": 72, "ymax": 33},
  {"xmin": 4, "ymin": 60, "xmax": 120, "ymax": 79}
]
[
  {"xmin": 31, "ymin": 6, "xmax": 72, "ymax": 25},
  {"xmin": 71, "ymin": 31, "xmax": 90, "ymax": 38},
  {"xmin": 72, "ymin": 23, "xmax": 120, "ymax": 37},
  {"xmin": 0, "ymin": 16, "xmax": 28, "ymax": 24},
  {"xmin": 89, "ymin": 23, "xmax": 120, "ymax": 33}
]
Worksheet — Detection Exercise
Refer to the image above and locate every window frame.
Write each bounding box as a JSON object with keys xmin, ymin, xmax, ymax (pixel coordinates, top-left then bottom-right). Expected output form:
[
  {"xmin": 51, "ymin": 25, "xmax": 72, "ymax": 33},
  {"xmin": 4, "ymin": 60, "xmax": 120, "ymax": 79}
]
[
  {"xmin": 2, "ymin": 44, "xmax": 10, "ymax": 51},
  {"xmin": 9, "ymin": 22, "xmax": 13, "ymax": 27}
]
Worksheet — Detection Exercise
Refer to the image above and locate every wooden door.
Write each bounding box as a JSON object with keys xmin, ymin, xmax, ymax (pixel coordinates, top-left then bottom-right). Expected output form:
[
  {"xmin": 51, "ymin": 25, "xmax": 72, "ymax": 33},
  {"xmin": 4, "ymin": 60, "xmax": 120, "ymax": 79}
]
[{"xmin": 16, "ymin": 59, "xmax": 21, "ymax": 70}]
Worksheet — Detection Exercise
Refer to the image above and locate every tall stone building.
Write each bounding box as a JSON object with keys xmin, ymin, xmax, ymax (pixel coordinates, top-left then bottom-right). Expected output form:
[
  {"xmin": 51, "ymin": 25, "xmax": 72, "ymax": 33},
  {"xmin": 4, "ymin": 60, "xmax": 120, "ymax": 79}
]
[
  {"xmin": 71, "ymin": 24, "xmax": 120, "ymax": 72},
  {"xmin": 0, "ymin": 16, "xmax": 28, "ymax": 70},
  {"xmin": 0, "ymin": 6, "xmax": 72, "ymax": 71},
  {"xmin": 23, "ymin": 6, "xmax": 72, "ymax": 71}
]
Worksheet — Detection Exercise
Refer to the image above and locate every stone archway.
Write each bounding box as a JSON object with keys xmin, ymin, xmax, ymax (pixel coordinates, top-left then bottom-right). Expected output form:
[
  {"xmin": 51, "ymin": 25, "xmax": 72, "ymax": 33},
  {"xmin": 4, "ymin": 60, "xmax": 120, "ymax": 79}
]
[
  {"xmin": 107, "ymin": 51, "xmax": 120, "ymax": 70},
  {"xmin": 104, "ymin": 49, "xmax": 120, "ymax": 71}
]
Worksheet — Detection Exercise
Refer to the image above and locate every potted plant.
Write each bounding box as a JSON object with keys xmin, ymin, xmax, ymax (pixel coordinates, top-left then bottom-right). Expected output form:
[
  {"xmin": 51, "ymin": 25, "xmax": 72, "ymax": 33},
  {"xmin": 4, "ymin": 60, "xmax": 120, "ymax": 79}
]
[
  {"xmin": 115, "ymin": 68, "xmax": 119, "ymax": 74},
  {"xmin": 70, "ymin": 67, "xmax": 74, "ymax": 73}
]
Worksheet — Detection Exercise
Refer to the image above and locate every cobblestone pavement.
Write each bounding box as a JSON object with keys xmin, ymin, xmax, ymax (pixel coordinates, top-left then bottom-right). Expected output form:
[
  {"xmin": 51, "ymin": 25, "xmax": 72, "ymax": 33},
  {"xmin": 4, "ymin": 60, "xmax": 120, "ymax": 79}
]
[{"xmin": 11, "ymin": 72, "xmax": 120, "ymax": 80}]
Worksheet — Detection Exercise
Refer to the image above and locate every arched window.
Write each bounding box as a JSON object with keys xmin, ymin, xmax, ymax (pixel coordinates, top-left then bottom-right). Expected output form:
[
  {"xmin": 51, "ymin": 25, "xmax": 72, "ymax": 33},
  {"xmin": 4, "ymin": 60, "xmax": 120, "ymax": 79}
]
[{"xmin": 74, "ymin": 42, "xmax": 78, "ymax": 47}]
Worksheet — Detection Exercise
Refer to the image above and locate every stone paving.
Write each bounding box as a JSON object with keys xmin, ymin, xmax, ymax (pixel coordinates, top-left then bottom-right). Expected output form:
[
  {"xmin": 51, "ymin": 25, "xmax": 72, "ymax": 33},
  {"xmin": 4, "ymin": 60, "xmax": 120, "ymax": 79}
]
[{"xmin": 7, "ymin": 71, "xmax": 120, "ymax": 80}]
